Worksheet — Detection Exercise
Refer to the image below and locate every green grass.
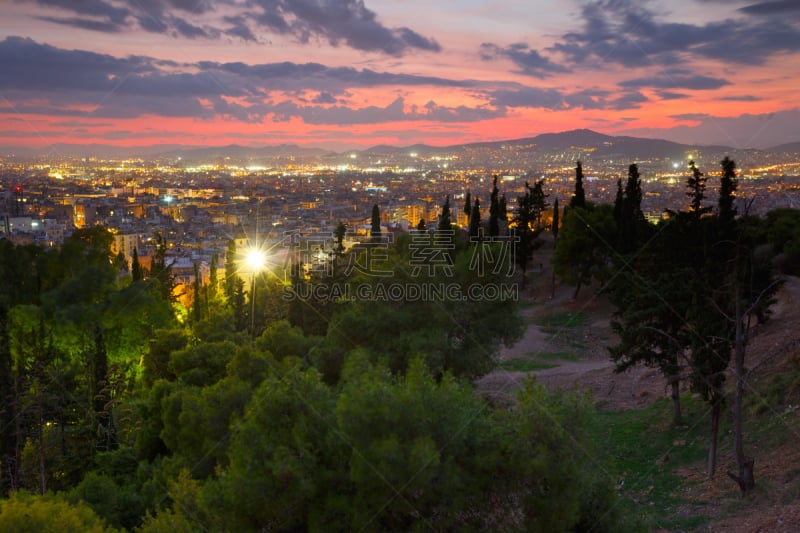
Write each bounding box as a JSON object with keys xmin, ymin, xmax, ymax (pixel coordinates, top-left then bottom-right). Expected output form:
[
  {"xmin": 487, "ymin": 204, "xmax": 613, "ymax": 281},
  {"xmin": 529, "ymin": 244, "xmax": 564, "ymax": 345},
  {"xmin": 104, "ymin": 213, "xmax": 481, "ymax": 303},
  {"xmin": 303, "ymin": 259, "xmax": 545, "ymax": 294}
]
[
  {"xmin": 591, "ymin": 396, "xmax": 722, "ymax": 531},
  {"xmin": 497, "ymin": 359, "xmax": 558, "ymax": 372}
]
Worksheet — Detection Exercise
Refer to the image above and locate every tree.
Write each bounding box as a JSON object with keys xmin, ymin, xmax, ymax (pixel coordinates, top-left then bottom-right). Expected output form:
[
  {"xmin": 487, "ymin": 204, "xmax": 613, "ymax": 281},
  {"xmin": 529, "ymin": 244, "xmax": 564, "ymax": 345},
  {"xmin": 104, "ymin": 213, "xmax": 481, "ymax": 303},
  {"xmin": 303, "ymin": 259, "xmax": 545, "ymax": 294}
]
[
  {"xmin": 438, "ymin": 195, "xmax": 452, "ymax": 233},
  {"xmin": 416, "ymin": 218, "xmax": 426, "ymax": 231},
  {"xmin": 618, "ymin": 163, "xmax": 646, "ymax": 253},
  {"xmin": 370, "ymin": 204, "xmax": 381, "ymax": 243},
  {"xmin": 687, "ymin": 160, "xmax": 711, "ymax": 221},
  {"xmin": 150, "ymin": 232, "xmax": 176, "ymax": 303},
  {"xmin": 530, "ymin": 179, "xmax": 549, "ymax": 229},
  {"xmin": 334, "ymin": 221, "xmax": 347, "ymax": 256},
  {"xmin": 463, "ymin": 191, "xmax": 471, "ymax": 222},
  {"xmin": 512, "ymin": 182, "xmax": 542, "ymax": 288},
  {"xmin": 0, "ymin": 492, "xmax": 114, "ymax": 532},
  {"xmin": 224, "ymin": 239, "xmax": 237, "ymax": 304},
  {"xmin": 489, "ymin": 175, "xmax": 500, "ymax": 237},
  {"xmin": 551, "ymin": 197, "xmax": 560, "ymax": 298},
  {"xmin": 469, "ymin": 198, "xmax": 481, "ymax": 243},
  {"xmin": 131, "ymin": 248, "xmax": 143, "ymax": 282},
  {"xmin": 569, "ymin": 160, "xmax": 586, "ymax": 209},
  {"xmin": 553, "ymin": 204, "xmax": 616, "ymax": 299}
]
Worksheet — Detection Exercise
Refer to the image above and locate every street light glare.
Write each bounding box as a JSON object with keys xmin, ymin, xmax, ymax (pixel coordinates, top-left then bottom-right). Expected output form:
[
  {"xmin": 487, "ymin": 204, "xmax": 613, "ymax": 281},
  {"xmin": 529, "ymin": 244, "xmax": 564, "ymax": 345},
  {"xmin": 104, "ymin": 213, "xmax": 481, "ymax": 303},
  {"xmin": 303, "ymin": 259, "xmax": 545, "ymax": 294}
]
[{"xmin": 245, "ymin": 249, "xmax": 267, "ymax": 272}]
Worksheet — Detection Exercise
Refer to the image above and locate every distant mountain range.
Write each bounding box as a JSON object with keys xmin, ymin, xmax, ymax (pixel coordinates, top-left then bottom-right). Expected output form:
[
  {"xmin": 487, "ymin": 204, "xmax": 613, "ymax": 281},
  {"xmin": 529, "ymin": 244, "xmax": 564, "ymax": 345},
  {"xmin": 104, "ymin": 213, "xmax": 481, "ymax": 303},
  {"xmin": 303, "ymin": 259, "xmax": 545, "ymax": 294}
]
[{"xmin": 1, "ymin": 129, "xmax": 797, "ymax": 162}]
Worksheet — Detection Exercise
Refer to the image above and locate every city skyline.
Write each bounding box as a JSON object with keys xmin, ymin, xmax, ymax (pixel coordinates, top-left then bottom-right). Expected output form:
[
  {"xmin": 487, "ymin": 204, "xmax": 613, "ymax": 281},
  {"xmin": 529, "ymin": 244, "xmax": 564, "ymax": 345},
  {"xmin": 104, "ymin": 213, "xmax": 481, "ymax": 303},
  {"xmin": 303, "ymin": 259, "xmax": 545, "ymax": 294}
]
[{"xmin": 2, "ymin": 0, "xmax": 800, "ymax": 152}]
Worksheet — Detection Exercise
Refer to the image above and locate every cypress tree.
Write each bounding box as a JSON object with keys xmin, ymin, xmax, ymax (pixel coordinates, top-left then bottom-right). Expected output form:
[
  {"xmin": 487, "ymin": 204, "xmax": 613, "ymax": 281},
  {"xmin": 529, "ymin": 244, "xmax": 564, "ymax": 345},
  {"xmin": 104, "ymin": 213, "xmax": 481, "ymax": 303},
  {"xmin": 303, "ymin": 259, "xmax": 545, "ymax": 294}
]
[
  {"xmin": 463, "ymin": 191, "xmax": 471, "ymax": 222},
  {"xmin": 469, "ymin": 198, "xmax": 481, "ymax": 242},
  {"xmin": 570, "ymin": 160, "xmax": 586, "ymax": 209},
  {"xmin": 489, "ymin": 175, "xmax": 500, "ymax": 237},
  {"xmin": 370, "ymin": 204, "xmax": 382, "ymax": 243},
  {"xmin": 438, "ymin": 195, "xmax": 452, "ymax": 233},
  {"xmin": 131, "ymin": 247, "xmax": 142, "ymax": 282}
]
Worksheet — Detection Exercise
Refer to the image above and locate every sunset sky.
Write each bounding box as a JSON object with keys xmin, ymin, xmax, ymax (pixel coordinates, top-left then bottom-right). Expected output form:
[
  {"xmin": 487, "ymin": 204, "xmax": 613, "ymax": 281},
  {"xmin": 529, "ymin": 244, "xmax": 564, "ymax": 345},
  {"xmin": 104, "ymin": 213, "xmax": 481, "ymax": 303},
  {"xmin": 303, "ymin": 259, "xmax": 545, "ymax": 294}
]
[{"xmin": 1, "ymin": 0, "xmax": 800, "ymax": 151}]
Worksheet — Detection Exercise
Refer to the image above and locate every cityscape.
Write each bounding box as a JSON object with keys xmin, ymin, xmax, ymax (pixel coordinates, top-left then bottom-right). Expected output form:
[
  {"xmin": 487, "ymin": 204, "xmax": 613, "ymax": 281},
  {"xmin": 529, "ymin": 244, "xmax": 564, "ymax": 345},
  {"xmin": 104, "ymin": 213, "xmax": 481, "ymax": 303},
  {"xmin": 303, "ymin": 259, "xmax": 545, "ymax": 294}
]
[{"xmin": 2, "ymin": 0, "xmax": 800, "ymax": 531}]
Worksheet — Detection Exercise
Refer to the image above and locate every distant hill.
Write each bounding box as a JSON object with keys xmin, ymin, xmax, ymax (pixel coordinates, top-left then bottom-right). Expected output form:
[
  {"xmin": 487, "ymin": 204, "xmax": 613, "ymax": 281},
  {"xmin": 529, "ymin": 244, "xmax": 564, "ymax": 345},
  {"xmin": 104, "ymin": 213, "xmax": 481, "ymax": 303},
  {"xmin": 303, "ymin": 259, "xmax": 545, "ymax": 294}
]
[
  {"xmin": 359, "ymin": 129, "xmax": 737, "ymax": 162},
  {"xmin": 767, "ymin": 141, "xmax": 800, "ymax": 153},
  {"xmin": 1, "ymin": 129, "xmax": 787, "ymax": 162}
]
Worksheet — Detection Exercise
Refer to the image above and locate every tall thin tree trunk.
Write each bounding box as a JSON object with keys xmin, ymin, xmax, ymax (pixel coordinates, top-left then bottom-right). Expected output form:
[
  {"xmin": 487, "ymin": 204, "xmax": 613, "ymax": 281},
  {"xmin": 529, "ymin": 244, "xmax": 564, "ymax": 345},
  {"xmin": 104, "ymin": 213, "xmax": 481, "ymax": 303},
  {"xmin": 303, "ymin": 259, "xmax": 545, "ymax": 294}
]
[
  {"xmin": 37, "ymin": 403, "xmax": 46, "ymax": 495},
  {"xmin": 670, "ymin": 375, "xmax": 682, "ymax": 424},
  {"xmin": 708, "ymin": 399, "xmax": 721, "ymax": 479},
  {"xmin": 728, "ymin": 289, "xmax": 755, "ymax": 493},
  {"xmin": 572, "ymin": 280, "xmax": 582, "ymax": 300}
]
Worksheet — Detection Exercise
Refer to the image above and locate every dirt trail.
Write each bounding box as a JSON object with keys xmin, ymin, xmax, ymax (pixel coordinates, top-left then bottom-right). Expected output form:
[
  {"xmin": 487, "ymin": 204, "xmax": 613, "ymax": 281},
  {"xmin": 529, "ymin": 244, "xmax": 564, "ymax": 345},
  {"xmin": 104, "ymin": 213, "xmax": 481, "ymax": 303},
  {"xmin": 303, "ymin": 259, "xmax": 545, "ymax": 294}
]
[{"xmin": 477, "ymin": 272, "xmax": 668, "ymax": 410}]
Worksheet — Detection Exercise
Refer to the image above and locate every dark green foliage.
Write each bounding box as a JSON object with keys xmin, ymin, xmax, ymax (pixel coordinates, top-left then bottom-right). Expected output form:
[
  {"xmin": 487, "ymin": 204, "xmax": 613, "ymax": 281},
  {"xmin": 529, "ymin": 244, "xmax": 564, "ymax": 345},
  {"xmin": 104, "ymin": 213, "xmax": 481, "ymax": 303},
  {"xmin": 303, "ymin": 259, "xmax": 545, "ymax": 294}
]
[
  {"xmin": 512, "ymin": 181, "xmax": 545, "ymax": 287},
  {"xmin": 195, "ymin": 359, "xmax": 624, "ymax": 531},
  {"xmin": 169, "ymin": 341, "xmax": 237, "ymax": 387},
  {"xmin": 553, "ymin": 204, "xmax": 617, "ymax": 298},
  {"xmin": 463, "ymin": 190, "xmax": 471, "ymax": 219},
  {"xmin": 143, "ymin": 329, "xmax": 186, "ymax": 388},
  {"xmin": 0, "ymin": 492, "xmax": 114, "ymax": 532},
  {"xmin": 149, "ymin": 232, "xmax": 176, "ymax": 303},
  {"xmin": 318, "ymin": 236, "xmax": 522, "ymax": 381}
]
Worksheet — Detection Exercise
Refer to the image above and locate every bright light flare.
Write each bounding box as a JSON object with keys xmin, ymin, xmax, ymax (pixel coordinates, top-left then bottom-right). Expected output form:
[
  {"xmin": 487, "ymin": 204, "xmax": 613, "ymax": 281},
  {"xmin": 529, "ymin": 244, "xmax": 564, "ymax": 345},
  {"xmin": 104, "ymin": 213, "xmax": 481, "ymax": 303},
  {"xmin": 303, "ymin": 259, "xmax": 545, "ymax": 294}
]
[{"xmin": 245, "ymin": 249, "xmax": 267, "ymax": 273}]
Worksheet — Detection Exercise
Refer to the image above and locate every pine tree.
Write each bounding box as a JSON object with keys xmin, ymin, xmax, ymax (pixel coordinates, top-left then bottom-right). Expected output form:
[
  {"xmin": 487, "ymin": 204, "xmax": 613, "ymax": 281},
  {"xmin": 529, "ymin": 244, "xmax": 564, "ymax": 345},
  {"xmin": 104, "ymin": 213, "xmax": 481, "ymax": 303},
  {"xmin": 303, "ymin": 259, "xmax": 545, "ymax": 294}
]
[
  {"xmin": 687, "ymin": 160, "xmax": 710, "ymax": 221},
  {"xmin": 569, "ymin": 161, "xmax": 586, "ymax": 209}
]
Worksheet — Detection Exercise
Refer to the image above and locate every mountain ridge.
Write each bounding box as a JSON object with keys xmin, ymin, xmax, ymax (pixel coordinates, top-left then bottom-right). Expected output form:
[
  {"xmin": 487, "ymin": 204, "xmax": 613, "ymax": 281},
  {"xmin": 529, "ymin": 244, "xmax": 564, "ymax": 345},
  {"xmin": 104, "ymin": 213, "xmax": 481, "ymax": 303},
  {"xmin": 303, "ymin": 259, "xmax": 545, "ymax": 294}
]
[{"xmin": 1, "ymin": 129, "xmax": 792, "ymax": 161}]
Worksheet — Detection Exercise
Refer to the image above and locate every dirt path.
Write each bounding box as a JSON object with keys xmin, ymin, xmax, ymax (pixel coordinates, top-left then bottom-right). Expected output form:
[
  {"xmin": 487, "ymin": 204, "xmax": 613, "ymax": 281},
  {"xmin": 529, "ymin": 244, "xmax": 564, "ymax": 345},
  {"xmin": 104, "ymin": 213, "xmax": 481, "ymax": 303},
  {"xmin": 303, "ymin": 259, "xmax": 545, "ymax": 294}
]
[{"xmin": 477, "ymin": 272, "xmax": 669, "ymax": 410}]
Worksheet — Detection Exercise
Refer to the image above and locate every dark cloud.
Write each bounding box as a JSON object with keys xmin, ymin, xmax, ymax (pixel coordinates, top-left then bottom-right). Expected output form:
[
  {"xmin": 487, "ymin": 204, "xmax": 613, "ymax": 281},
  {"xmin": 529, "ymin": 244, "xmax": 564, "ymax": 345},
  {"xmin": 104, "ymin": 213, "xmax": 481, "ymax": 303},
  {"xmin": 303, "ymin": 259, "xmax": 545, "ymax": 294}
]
[
  {"xmin": 479, "ymin": 43, "xmax": 569, "ymax": 78},
  {"xmin": 739, "ymin": 0, "xmax": 800, "ymax": 15},
  {"xmin": 670, "ymin": 113, "xmax": 711, "ymax": 120},
  {"xmin": 720, "ymin": 95, "xmax": 762, "ymax": 101},
  {"xmin": 620, "ymin": 74, "xmax": 730, "ymax": 90},
  {"xmin": 33, "ymin": 0, "xmax": 129, "ymax": 25},
  {"xmin": 487, "ymin": 86, "xmax": 646, "ymax": 111},
  {"xmin": 269, "ymin": 97, "xmax": 503, "ymax": 125},
  {"xmin": 655, "ymin": 90, "xmax": 689, "ymax": 100},
  {"xmin": 199, "ymin": 61, "xmax": 472, "ymax": 94},
  {"xmin": 0, "ymin": 37, "xmax": 155, "ymax": 92},
  {"xmin": 35, "ymin": 15, "xmax": 124, "ymax": 33},
  {"xmin": 0, "ymin": 37, "xmax": 497, "ymax": 125},
  {"xmin": 22, "ymin": 0, "xmax": 439, "ymax": 56},
  {"xmin": 546, "ymin": 0, "xmax": 800, "ymax": 67}
]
